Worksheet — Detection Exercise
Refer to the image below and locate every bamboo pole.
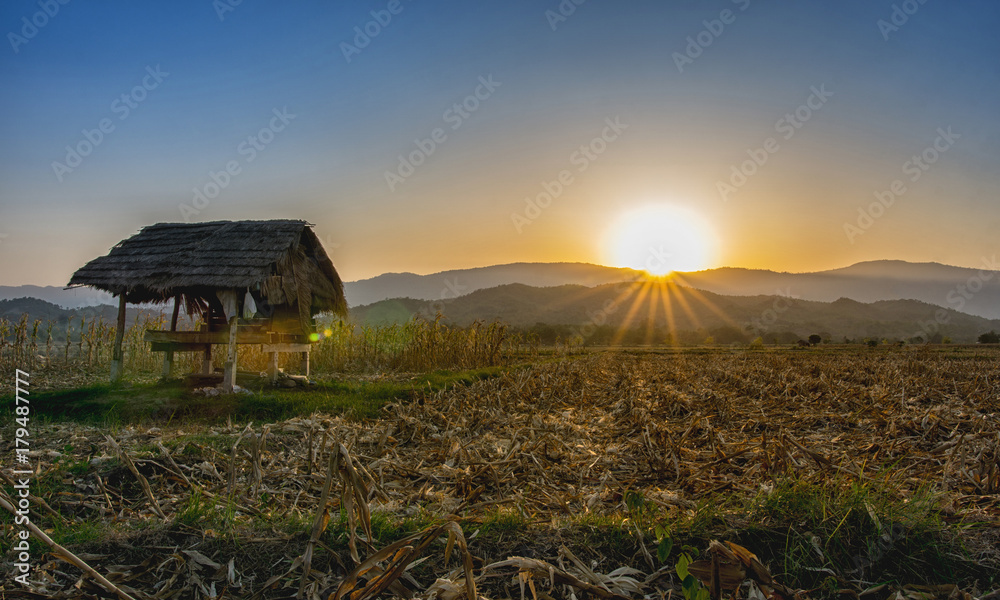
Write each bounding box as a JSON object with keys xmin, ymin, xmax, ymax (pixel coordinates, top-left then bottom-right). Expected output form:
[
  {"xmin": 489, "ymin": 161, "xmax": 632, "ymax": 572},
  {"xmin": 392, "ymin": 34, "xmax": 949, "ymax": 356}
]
[
  {"xmin": 223, "ymin": 318, "xmax": 239, "ymax": 393},
  {"xmin": 161, "ymin": 294, "xmax": 181, "ymax": 380},
  {"xmin": 109, "ymin": 292, "xmax": 127, "ymax": 383},
  {"xmin": 268, "ymin": 351, "xmax": 279, "ymax": 383},
  {"xmin": 0, "ymin": 492, "xmax": 139, "ymax": 600}
]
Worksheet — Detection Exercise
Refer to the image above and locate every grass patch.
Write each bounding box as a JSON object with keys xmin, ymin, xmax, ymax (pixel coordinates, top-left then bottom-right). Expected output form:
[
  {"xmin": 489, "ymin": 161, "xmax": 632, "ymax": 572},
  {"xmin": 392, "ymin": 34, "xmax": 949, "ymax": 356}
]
[
  {"xmin": 734, "ymin": 474, "xmax": 982, "ymax": 588},
  {"xmin": 480, "ymin": 507, "xmax": 529, "ymax": 534},
  {"xmin": 231, "ymin": 379, "xmax": 408, "ymax": 422},
  {"xmin": 3, "ymin": 381, "xmax": 189, "ymax": 426},
  {"xmin": 5, "ymin": 365, "xmax": 513, "ymax": 425},
  {"xmin": 49, "ymin": 519, "xmax": 108, "ymax": 547}
]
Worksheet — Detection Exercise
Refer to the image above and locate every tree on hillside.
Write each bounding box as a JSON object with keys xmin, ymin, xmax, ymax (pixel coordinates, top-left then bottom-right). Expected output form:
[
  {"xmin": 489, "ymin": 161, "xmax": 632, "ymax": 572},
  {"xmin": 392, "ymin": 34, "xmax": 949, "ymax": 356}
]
[
  {"xmin": 808, "ymin": 334, "xmax": 822, "ymax": 346},
  {"xmin": 978, "ymin": 331, "xmax": 1000, "ymax": 344}
]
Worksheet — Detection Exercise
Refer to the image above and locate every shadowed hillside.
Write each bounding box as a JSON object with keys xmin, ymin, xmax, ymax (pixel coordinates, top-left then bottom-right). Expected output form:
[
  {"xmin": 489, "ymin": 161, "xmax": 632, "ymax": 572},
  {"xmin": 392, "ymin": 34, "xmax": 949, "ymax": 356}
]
[{"xmin": 350, "ymin": 281, "xmax": 1000, "ymax": 344}]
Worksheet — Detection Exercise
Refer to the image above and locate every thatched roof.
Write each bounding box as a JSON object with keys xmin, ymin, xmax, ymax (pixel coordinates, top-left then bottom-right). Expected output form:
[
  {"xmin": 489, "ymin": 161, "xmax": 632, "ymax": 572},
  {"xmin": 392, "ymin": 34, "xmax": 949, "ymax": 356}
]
[{"xmin": 68, "ymin": 220, "xmax": 347, "ymax": 324}]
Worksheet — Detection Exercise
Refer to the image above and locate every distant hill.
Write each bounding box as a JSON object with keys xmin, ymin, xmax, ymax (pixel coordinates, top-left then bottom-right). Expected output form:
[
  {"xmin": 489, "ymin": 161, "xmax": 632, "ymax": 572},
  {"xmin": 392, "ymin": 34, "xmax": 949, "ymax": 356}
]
[
  {"xmin": 675, "ymin": 260, "xmax": 1000, "ymax": 319},
  {"xmin": 0, "ymin": 285, "xmax": 113, "ymax": 309},
  {"xmin": 343, "ymin": 259, "xmax": 1000, "ymax": 320},
  {"xmin": 343, "ymin": 262, "xmax": 642, "ymax": 307},
  {"xmin": 350, "ymin": 282, "xmax": 1000, "ymax": 344},
  {"xmin": 0, "ymin": 298, "xmax": 166, "ymax": 341},
  {"xmin": 5, "ymin": 259, "xmax": 999, "ymax": 319}
]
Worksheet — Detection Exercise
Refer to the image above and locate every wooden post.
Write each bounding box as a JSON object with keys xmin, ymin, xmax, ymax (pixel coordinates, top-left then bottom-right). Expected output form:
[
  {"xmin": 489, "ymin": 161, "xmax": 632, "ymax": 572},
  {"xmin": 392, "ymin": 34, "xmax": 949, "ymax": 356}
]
[
  {"xmin": 223, "ymin": 316, "xmax": 239, "ymax": 393},
  {"xmin": 161, "ymin": 295, "xmax": 181, "ymax": 380},
  {"xmin": 267, "ymin": 352, "xmax": 279, "ymax": 383},
  {"xmin": 202, "ymin": 346, "xmax": 212, "ymax": 375},
  {"xmin": 110, "ymin": 293, "xmax": 127, "ymax": 383},
  {"xmin": 300, "ymin": 351, "xmax": 310, "ymax": 379}
]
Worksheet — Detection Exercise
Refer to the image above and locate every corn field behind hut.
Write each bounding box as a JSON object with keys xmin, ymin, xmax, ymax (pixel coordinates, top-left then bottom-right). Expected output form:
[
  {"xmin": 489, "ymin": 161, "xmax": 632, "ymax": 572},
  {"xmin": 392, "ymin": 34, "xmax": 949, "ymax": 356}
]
[{"xmin": 0, "ymin": 314, "xmax": 526, "ymax": 387}]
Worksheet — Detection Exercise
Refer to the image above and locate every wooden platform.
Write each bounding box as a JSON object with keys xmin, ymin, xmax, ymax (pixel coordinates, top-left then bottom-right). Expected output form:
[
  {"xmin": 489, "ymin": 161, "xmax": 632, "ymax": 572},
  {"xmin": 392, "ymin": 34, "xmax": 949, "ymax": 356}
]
[
  {"xmin": 144, "ymin": 329, "xmax": 310, "ymax": 349},
  {"xmin": 145, "ymin": 328, "xmax": 313, "ymax": 384}
]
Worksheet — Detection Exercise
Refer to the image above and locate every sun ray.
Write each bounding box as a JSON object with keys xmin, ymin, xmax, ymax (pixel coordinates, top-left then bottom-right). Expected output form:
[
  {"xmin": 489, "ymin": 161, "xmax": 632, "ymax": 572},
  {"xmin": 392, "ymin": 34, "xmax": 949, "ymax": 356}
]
[
  {"xmin": 611, "ymin": 279, "xmax": 654, "ymax": 346},
  {"xmin": 657, "ymin": 279, "xmax": 680, "ymax": 347},
  {"xmin": 644, "ymin": 281, "xmax": 661, "ymax": 346},
  {"xmin": 670, "ymin": 273, "xmax": 745, "ymax": 331},
  {"xmin": 669, "ymin": 282, "xmax": 706, "ymax": 334},
  {"xmin": 577, "ymin": 279, "xmax": 643, "ymax": 344}
]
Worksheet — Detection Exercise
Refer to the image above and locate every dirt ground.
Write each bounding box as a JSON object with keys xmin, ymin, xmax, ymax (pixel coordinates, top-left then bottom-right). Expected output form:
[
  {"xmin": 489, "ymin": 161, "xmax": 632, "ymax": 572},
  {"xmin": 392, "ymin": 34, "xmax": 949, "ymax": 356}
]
[{"xmin": 2, "ymin": 348, "xmax": 999, "ymax": 599}]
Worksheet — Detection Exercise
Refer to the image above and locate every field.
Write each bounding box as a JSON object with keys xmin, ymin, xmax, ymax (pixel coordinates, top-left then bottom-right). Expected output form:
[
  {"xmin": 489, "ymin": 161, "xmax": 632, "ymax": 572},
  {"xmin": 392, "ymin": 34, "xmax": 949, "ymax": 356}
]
[{"xmin": 2, "ymin": 326, "xmax": 999, "ymax": 599}]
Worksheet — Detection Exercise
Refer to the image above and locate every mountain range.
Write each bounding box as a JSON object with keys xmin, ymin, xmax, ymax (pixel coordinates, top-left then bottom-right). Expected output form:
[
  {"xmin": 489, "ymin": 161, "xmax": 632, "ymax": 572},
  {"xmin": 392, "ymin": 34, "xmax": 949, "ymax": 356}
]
[
  {"xmin": 350, "ymin": 282, "xmax": 1000, "ymax": 344},
  {"xmin": 0, "ymin": 297, "xmax": 164, "ymax": 341},
  {"xmin": 3, "ymin": 259, "xmax": 999, "ymax": 330},
  {"xmin": 343, "ymin": 259, "xmax": 1000, "ymax": 319}
]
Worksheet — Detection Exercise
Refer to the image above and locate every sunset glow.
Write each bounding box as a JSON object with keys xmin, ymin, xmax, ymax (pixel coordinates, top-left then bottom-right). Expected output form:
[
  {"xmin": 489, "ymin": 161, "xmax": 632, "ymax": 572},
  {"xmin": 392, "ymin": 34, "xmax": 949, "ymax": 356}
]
[
  {"xmin": 606, "ymin": 205, "xmax": 714, "ymax": 275},
  {"xmin": 0, "ymin": 2, "xmax": 996, "ymax": 286}
]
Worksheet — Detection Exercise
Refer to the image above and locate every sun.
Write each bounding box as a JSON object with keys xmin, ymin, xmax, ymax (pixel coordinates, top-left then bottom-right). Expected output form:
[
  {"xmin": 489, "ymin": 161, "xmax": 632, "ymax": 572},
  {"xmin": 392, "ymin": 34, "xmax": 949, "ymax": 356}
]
[{"xmin": 605, "ymin": 204, "xmax": 714, "ymax": 275}]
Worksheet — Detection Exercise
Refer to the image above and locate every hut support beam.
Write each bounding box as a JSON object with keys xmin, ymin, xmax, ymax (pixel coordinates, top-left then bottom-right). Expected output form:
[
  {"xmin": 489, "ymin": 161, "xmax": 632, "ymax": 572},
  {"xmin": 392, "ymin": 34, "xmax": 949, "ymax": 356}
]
[
  {"xmin": 161, "ymin": 295, "xmax": 180, "ymax": 380},
  {"xmin": 202, "ymin": 346, "xmax": 212, "ymax": 375},
  {"xmin": 110, "ymin": 293, "xmax": 127, "ymax": 383},
  {"xmin": 300, "ymin": 351, "xmax": 309, "ymax": 379},
  {"xmin": 223, "ymin": 317, "xmax": 239, "ymax": 393},
  {"xmin": 267, "ymin": 352, "xmax": 279, "ymax": 383}
]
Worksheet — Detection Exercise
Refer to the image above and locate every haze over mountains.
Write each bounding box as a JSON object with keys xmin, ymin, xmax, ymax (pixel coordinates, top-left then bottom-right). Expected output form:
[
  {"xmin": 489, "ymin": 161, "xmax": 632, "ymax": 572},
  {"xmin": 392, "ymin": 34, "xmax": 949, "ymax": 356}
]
[
  {"xmin": 3, "ymin": 260, "xmax": 999, "ymax": 336},
  {"xmin": 0, "ymin": 285, "xmax": 115, "ymax": 309},
  {"xmin": 343, "ymin": 259, "xmax": 1000, "ymax": 319},
  {"xmin": 344, "ymin": 263, "xmax": 642, "ymax": 308},
  {"xmin": 351, "ymin": 283, "xmax": 1000, "ymax": 344}
]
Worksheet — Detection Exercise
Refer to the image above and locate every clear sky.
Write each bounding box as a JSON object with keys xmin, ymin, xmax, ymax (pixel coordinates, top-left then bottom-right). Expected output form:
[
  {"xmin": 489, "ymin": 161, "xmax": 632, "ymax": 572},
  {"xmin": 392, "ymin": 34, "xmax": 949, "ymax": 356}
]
[{"xmin": 1, "ymin": 0, "xmax": 998, "ymax": 284}]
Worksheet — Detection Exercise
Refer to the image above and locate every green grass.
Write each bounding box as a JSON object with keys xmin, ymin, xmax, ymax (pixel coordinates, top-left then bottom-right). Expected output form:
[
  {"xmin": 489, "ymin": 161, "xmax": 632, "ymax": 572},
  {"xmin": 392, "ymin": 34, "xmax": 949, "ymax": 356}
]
[
  {"xmin": 2, "ymin": 381, "xmax": 189, "ymax": 425},
  {"xmin": 480, "ymin": 474, "xmax": 989, "ymax": 591},
  {"xmin": 479, "ymin": 507, "xmax": 529, "ymax": 534},
  {"xmin": 1, "ymin": 365, "xmax": 513, "ymax": 426},
  {"xmin": 368, "ymin": 509, "xmax": 439, "ymax": 542},
  {"xmin": 49, "ymin": 519, "xmax": 107, "ymax": 547},
  {"xmin": 734, "ymin": 474, "xmax": 978, "ymax": 588}
]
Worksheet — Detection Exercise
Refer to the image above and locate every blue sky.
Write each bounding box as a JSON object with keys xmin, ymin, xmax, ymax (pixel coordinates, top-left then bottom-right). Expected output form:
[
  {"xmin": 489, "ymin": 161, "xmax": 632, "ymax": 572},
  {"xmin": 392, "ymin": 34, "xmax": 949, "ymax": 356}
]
[{"xmin": 1, "ymin": 0, "xmax": 998, "ymax": 284}]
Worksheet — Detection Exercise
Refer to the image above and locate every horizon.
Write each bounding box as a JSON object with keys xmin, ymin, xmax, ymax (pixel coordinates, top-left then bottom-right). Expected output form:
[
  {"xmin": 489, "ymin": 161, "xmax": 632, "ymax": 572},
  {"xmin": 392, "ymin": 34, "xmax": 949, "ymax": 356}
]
[
  {"xmin": 1, "ymin": 256, "xmax": 993, "ymax": 289},
  {"xmin": 341, "ymin": 256, "xmax": 996, "ymax": 283},
  {"xmin": 6, "ymin": 256, "xmax": 1000, "ymax": 328},
  {"xmin": 2, "ymin": 2, "xmax": 999, "ymax": 285}
]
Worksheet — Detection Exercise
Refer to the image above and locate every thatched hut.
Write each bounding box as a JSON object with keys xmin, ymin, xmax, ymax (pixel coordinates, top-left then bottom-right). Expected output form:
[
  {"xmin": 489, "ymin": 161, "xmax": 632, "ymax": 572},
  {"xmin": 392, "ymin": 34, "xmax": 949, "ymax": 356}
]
[{"xmin": 68, "ymin": 220, "xmax": 346, "ymax": 389}]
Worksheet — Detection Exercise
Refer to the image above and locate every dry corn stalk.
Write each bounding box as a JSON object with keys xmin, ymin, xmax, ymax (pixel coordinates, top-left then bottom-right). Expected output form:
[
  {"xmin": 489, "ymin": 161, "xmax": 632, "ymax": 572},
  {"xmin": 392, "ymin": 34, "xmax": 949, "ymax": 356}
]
[
  {"xmin": 106, "ymin": 435, "xmax": 166, "ymax": 520},
  {"xmin": 330, "ymin": 521, "xmax": 476, "ymax": 600}
]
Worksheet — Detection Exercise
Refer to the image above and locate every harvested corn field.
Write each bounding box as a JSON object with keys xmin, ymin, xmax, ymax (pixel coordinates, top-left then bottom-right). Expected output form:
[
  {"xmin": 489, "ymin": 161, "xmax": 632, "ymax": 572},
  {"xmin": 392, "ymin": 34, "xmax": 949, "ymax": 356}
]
[{"xmin": 2, "ymin": 347, "xmax": 999, "ymax": 599}]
